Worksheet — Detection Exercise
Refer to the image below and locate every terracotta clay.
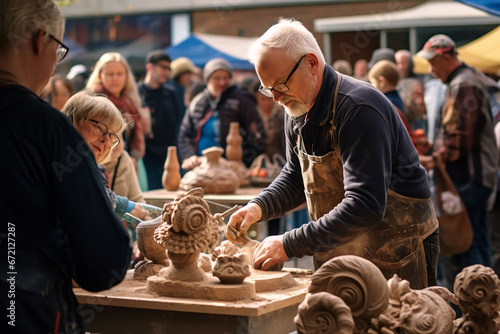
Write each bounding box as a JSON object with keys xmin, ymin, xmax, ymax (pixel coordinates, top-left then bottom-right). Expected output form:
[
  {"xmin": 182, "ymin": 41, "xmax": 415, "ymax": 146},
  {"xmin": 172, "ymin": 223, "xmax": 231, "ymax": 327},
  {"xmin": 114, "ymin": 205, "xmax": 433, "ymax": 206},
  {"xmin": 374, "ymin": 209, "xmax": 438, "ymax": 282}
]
[
  {"xmin": 225, "ymin": 122, "xmax": 243, "ymax": 162},
  {"xmin": 295, "ymin": 292, "xmax": 355, "ymax": 334},
  {"xmin": 453, "ymin": 264, "xmax": 500, "ymax": 334},
  {"xmin": 133, "ymin": 216, "xmax": 170, "ymax": 280},
  {"xmin": 224, "ymin": 122, "xmax": 250, "ymax": 186},
  {"xmin": 295, "ymin": 256, "xmax": 500, "ymax": 334},
  {"xmin": 213, "ymin": 253, "xmax": 251, "ymax": 284},
  {"xmin": 307, "ymin": 255, "xmax": 389, "ymax": 330},
  {"xmin": 179, "ymin": 147, "xmax": 240, "ymax": 194},
  {"xmin": 152, "ymin": 188, "xmax": 220, "ymax": 282},
  {"xmin": 162, "ymin": 146, "xmax": 181, "ymax": 191}
]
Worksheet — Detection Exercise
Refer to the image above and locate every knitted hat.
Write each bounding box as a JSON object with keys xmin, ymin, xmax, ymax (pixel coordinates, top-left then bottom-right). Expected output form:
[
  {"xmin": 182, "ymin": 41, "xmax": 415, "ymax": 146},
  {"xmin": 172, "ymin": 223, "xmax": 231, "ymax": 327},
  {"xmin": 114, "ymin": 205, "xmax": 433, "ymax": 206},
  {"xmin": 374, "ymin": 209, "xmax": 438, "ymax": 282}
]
[
  {"xmin": 203, "ymin": 58, "xmax": 232, "ymax": 83},
  {"xmin": 417, "ymin": 34, "xmax": 457, "ymax": 60},
  {"xmin": 170, "ymin": 57, "xmax": 196, "ymax": 79},
  {"xmin": 368, "ymin": 48, "xmax": 396, "ymax": 70}
]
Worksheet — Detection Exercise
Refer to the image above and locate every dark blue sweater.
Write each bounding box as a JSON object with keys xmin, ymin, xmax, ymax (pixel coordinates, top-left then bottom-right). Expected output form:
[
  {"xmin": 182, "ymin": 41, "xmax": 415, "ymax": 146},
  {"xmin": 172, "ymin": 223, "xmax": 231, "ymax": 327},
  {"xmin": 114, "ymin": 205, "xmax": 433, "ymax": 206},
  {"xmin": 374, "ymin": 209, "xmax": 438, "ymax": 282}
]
[{"xmin": 250, "ymin": 66, "xmax": 430, "ymax": 259}]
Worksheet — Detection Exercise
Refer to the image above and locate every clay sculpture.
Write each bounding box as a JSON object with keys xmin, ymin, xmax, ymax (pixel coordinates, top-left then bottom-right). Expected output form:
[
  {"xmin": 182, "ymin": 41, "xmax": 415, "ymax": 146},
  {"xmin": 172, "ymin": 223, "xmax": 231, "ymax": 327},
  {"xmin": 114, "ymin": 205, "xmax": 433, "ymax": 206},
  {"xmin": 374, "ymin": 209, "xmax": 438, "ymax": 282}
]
[
  {"xmin": 153, "ymin": 187, "xmax": 220, "ymax": 282},
  {"xmin": 295, "ymin": 256, "xmax": 500, "ymax": 334},
  {"xmin": 179, "ymin": 146, "xmax": 240, "ymax": 194}
]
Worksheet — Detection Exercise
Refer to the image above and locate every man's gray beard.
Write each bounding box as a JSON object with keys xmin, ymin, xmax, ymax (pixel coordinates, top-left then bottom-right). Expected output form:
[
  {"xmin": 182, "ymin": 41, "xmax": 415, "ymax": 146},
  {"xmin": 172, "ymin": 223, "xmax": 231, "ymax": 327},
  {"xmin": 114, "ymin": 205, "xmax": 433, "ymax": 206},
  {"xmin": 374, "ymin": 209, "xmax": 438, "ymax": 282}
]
[{"xmin": 283, "ymin": 103, "xmax": 308, "ymax": 118}]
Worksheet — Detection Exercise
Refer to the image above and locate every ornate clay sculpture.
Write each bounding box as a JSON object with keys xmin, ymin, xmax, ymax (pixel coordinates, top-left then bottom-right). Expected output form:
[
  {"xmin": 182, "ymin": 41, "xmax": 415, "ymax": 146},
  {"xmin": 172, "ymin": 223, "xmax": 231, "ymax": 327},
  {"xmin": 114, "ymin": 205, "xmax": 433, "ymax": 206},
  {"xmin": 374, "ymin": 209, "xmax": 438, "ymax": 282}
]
[
  {"xmin": 153, "ymin": 188, "xmax": 220, "ymax": 282},
  {"xmin": 307, "ymin": 255, "xmax": 389, "ymax": 330},
  {"xmin": 295, "ymin": 256, "xmax": 500, "ymax": 334},
  {"xmin": 212, "ymin": 252, "xmax": 251, "ymax": 284},
  {"xmin": 453, "ymin": 264, "xmax": 500, "ymax": 334},
  {"xmin": 295, "ymin": 292, "xmax": 355, "ymax": 334},
  {"xmin": 211, "ymin": 240, "xmax": 251, "ymax": 284},
  {"xmin": 179, "ymin": 146, "xmax": 240, "ymax": 194}
]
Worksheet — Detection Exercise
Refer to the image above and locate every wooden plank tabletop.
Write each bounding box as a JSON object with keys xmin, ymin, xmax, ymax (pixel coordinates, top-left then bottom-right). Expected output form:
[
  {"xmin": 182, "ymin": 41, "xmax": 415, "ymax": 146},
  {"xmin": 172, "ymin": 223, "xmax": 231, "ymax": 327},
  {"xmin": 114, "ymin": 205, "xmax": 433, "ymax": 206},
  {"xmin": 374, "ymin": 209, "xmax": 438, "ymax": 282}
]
[
  {"xmin": 143, "ymin": 187, "xmax": 265, "ymax": 207},
  {"xmin": 74, "ymin": 269, "xmax": 311, "ymax": 317}
]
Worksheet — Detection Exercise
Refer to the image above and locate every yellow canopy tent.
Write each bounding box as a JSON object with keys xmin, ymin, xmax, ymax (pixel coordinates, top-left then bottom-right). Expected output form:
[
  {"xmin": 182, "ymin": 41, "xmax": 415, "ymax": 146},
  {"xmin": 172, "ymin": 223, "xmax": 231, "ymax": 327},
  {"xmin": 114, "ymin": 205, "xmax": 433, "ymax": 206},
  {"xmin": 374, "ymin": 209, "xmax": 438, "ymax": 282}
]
[
  {"xmin": 414, "ymin": 25, "xmax": 500, "ymax": 74},
  {"xmin": 456, "ymin": 24, "xmax": 500, "ymax": 73}
]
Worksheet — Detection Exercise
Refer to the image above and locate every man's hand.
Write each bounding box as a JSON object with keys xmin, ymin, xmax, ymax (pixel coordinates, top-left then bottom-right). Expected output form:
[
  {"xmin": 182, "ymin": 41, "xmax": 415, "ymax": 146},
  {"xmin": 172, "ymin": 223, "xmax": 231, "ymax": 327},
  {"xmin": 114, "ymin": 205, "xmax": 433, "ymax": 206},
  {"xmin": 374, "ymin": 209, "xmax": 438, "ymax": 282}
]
[
  {"xmin": 419, "ymin": 154, "xmax": 435, "ymax": 171},
  {"xmin": 253, "ymin": 235, "xmax": 289, "ymax": 271},
  {"xmin": 226, "ymin": 203, "xmax": 262, "ymax": 243},
  {"xmin": 181, "ymin": 155, "xmax": 201, "ymax": 170}
]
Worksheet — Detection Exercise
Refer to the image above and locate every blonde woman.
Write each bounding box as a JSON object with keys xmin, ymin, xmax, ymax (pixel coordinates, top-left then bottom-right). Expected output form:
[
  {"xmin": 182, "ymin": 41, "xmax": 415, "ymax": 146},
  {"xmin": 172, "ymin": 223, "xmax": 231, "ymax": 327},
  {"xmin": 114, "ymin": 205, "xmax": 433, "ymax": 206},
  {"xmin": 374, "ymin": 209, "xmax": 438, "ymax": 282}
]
[{"xmin": 86, "ymin": 52, "xmax": 147, "ymax": 161}]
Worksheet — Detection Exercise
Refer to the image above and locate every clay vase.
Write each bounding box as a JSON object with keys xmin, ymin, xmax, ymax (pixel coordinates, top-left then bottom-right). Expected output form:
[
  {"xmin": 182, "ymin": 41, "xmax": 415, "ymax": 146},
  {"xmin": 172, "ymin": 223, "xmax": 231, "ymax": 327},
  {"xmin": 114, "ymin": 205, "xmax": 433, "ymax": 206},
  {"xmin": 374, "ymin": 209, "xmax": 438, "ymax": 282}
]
[
  {"xmin": 136, "ymin": 216, "xmax": 169, "ymax": 266},
  {"xmin": 162, "ymin": 146, "xmax": 181, "ymax": 191},
  {"xmin": 225, "ymin": 122, "xmax": 243, "ymax": 162}
]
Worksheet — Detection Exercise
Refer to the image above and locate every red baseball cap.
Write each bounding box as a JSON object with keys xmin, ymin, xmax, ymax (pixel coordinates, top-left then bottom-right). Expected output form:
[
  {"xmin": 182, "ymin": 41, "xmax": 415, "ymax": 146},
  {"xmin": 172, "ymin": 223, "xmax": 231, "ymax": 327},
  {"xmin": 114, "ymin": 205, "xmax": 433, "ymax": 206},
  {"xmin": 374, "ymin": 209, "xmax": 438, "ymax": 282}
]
[{"xmin": 417, "ymin": 34, "xmax": 457, "ymax": 60}]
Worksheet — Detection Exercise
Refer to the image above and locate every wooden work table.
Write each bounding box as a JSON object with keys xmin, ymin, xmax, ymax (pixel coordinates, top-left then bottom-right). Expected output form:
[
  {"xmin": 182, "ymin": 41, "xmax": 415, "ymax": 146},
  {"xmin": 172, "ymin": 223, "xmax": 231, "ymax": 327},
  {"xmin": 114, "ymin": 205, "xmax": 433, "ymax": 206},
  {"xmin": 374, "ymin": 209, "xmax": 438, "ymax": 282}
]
[
  {"xmin": 143, "ymin": 186, "xmax": 265, "ymax": 208},
  {"xmin": 75, "ymin": 269, "xmax": 312, "ymax": 334}
]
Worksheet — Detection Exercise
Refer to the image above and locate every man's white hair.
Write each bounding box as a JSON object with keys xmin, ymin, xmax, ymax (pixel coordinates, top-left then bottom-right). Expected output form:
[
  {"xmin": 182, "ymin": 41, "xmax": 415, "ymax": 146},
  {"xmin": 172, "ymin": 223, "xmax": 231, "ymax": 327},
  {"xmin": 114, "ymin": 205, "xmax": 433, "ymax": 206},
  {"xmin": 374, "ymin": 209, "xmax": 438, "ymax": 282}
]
[
  {"xmin": 0, "ymin": 0, "xmax": 63, "ymax": 52},
  {"xmin": 248, "ymin": 18, "xmax": 325, "ymax": 65}
]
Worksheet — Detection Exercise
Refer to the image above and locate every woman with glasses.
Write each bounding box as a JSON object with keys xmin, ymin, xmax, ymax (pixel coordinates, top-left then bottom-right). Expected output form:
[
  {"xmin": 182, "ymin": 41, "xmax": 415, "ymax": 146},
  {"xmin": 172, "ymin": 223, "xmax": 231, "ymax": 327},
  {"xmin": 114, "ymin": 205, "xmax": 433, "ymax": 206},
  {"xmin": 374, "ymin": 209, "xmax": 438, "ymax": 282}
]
[
  {"xmin": 61, "ymin": 91, "xmax": 150, "ymax": 223},
  {"xmin": 0, "ymin": 1, "xmax": 131, "ymax": 333},
  {"xmin": 178, "ymin": 57, "xmax": 266, "ymax": 170}
]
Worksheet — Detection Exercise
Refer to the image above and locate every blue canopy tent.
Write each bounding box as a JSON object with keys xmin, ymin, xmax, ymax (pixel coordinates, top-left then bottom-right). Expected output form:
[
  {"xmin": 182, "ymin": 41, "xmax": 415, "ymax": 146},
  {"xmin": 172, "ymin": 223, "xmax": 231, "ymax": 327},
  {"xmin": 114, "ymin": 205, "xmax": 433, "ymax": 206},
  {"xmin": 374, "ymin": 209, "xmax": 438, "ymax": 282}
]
[
  {"xmin": 165, "ymin": 33, "xmax": 257, "ymax": 70},
  {"xmin": 455, "ymin": 0, "xmax": 500, "ymax": 16}
]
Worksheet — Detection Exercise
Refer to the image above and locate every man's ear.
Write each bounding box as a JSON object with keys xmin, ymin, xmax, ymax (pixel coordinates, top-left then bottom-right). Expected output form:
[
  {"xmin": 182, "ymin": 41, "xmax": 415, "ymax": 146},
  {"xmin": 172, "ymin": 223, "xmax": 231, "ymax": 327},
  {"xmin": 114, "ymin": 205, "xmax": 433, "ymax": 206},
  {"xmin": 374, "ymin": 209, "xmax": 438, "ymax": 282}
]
[
  {"xmin": 146, "ymin": 63, "xmax": 154, "ymax": 71},
  {"xmin": 32, "ymin": 30, "xmax": 46, "ymax": 56},
  {"xmin": 305, "ymin": 53, "xmax": 319, "ymax": 75}
]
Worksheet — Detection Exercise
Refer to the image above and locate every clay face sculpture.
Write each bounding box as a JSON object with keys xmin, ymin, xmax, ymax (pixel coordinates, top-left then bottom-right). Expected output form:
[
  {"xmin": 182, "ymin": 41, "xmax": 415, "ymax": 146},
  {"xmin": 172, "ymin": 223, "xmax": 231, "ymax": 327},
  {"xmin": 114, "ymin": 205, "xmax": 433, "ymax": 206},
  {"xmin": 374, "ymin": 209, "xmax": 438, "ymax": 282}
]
[
  {"xmin": 213, "ymin": 253, "xmax": 251, "ymax": 284},
  {"xmin": 212, "ymin": 241, "xmax": 251, "ymax": 284},
  {"xmin": 179, "ymin": 146, "xmax": 240, "ymax": 194}
]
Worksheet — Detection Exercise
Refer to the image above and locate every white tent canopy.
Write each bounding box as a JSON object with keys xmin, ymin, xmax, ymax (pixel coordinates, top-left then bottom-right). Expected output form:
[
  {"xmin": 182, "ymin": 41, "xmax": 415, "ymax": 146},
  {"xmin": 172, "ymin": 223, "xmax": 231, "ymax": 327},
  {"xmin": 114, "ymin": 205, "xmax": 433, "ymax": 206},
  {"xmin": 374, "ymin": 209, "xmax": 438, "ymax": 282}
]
[{"xmin": 314, "ymin": 0, "xmax": 500, "ymax": 32}]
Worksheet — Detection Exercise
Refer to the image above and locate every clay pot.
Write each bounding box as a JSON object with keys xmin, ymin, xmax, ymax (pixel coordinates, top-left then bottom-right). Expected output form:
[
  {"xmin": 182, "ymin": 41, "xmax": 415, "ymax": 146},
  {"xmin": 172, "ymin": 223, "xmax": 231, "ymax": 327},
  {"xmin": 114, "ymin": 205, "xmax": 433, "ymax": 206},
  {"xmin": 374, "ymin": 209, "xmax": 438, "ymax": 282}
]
[
  {"xmin": 162, "ymin": 146, "xmax": 181, "ymax": 191},
  {"xmin": 179, "ymin": 147, "xmax": 240, "ymax": 194},
  {"xmin": 136, "ymin": 216, "xmax": 168, "ymax": 266}
]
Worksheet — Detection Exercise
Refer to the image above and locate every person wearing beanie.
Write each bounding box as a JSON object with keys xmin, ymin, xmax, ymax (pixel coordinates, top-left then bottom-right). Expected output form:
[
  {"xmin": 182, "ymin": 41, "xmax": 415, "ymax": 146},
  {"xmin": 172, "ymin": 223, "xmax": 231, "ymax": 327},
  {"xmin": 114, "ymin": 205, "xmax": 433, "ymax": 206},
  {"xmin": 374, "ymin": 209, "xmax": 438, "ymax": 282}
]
[
  {"xmin": 367, "ymin": 47, "xmax": 396, "ymax": 70},
  {"xmin": 169, "ymin": 57, "xmax": 198, "ymax": 115},
  {"xmin": 178, "ymin": 57, "xmax": 266, "ymax": 169},
  {"xmin": 138, "ymin": 50, "xmax": 182, "ymax": 189}
]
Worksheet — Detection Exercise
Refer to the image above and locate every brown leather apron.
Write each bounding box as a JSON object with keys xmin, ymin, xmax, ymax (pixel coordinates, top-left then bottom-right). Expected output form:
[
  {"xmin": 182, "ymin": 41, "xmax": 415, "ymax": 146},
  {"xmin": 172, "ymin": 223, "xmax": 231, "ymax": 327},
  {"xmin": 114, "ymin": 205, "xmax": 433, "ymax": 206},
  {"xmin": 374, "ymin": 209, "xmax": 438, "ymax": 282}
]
[{"xmin": 296, "ymin": 75, "xmax": 438, "ymax": 289}]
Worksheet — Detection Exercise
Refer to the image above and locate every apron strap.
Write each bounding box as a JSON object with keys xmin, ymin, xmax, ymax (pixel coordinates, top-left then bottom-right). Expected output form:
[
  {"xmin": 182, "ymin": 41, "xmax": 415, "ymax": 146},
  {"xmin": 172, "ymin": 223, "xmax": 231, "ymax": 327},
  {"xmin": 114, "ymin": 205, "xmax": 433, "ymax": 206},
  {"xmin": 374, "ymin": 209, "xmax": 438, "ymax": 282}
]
[
  {"xmin": 329, "ymin": 73, "xmax": 342, "ymax": 149},
  {"xmin": 332, "ymin": 73, "xmax": 342, "ymax": 116}
]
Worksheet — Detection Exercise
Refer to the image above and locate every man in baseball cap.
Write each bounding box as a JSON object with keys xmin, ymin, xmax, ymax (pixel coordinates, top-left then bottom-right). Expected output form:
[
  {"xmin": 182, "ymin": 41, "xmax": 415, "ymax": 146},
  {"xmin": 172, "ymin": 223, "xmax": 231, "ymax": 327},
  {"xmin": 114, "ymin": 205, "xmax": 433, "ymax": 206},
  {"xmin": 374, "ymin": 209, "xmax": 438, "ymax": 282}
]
[
  {"xmin": 417, "ymin": 34, "xmax": 457, "ymax": 61},
  {"xmin": 417, "ymin": 33, "xmax": 499, "ymax": 304},
  {"xmin": 416, "ymin": 34, "xmax": 461, "ymax": 83}
]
